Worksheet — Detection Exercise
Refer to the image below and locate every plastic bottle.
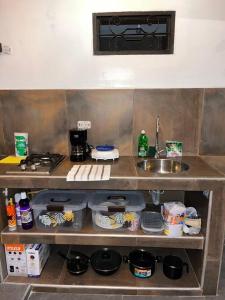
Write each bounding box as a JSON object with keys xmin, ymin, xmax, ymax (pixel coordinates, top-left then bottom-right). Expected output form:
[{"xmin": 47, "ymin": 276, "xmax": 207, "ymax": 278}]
[
  {"xmin": 14, "ymin": 193, "xmax": 22, "ymax": 226},
  {"xmin": 138, "ymin": 130, "xmax": 149, "ymax": 157},
  {"xmin": 19, "ymin": 192, "xmax": 33, "ymax": 230},
  {"xmin": 6, "ymin": 196, "xmax": 17, "ymax": 232}
]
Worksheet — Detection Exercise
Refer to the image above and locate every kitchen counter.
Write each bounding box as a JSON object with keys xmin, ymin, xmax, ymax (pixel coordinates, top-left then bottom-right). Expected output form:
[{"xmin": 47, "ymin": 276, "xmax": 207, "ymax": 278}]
[
  {"xmin": 0, "ymin": 156, "xmax": 223, "ymax": 190},
  {"xmin": 0, "ymin": 155, "xmax": 225, "ymax": 296},
  {"xmin": 201, "ymin": 155, "xmax": 225, "ymax": 176}
]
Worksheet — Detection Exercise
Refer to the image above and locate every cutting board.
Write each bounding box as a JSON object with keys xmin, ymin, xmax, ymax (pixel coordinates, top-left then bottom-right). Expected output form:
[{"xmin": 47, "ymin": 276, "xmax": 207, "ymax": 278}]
[{"xmin": 0, "ymin": 156, "xmax": 25, "ymax": 164}]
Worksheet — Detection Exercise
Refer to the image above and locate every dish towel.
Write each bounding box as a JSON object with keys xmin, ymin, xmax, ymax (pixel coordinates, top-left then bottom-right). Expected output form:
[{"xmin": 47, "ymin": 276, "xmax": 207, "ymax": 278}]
[{"xmin": 66, "ymin": 165, "xmax": 111, "ymax": 181}]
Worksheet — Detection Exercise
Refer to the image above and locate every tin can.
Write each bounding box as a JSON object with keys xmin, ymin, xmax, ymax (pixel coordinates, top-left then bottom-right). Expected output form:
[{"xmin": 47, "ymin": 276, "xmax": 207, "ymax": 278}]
[{"xmin": 14, "ymin": 132, "xmax": 28, "ymax": 157}]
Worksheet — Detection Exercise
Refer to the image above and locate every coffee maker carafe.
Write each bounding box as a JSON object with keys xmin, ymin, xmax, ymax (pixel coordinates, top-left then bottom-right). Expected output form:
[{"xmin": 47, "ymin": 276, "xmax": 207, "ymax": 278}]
[{"xmin": 69, "ymin": 129, "xmax": 89, "ymax": 162}]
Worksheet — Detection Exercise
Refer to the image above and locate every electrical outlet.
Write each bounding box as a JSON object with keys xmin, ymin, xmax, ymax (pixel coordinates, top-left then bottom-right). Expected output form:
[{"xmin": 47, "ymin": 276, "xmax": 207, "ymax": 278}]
[
  {"xmin": 77, "ymin": 121, "xmax": 91, "ymax": 130},
  {"xmin": 0, "ymin": 44, "xmax": 12, "ymax": 55}
]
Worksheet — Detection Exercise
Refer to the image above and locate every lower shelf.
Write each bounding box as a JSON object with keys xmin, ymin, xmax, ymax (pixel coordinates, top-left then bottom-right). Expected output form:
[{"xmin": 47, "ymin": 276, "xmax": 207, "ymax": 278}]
[{"xmin": 4, "ymin": 245, "xmax": 202, "ymax": 296}]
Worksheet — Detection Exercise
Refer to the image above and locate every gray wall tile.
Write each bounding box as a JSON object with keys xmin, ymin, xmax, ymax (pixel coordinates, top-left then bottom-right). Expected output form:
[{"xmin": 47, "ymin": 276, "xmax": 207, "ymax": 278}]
[
  {"xmin": 66, "ymin": 90, "xmax": 133, "ymax": 156},
  {"xmin": 200, "ymin": 89, "xmax": 225, "ymax": 155},
  {"xmin": 0, "ymin": 90, "xmax": 68, "ymax": 155},
  {"xmin": 133, "ymin": 89, "xmax": 203, "ymax": 155}
]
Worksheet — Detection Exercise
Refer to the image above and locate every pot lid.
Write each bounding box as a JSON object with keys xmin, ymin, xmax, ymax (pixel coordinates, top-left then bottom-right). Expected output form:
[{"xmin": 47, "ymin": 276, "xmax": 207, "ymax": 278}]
[
  {"xmin": 90, "ymin": 248, "xmax": 122, "ymax": 272},
  {"xmin": 129, "ymin": 249, "xmax": 155, "ymax": 268}
]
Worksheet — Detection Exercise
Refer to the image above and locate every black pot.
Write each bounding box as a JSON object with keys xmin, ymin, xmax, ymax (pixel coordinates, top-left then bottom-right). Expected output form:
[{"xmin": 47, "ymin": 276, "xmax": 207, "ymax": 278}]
[
  {"xmin": 58, "ymin": 251, "xmax": 89, "ymax": 275},
  {"xmin": 163, "ymin": 255, "xmax": 189, "ymax": 280},
  {"xmin": 90, "ymin": 248, "xmax": 122, "ymax": 276},
  {"xmin": 126, "ymin": 249, "xmax": 160, "ymax": 278}
]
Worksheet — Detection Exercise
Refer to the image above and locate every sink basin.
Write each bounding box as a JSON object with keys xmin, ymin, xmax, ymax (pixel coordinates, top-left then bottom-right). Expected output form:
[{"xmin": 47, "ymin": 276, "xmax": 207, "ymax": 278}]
[{"xmin": 137, "ymin": 159, "xmax": 189, "ymax": 174}]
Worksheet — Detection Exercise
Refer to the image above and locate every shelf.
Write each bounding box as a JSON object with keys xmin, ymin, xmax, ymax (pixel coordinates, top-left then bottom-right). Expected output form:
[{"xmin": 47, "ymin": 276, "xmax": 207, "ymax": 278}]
[
  {"xmin": 4, "ymin": 245, "xmax": 201, "ymax": 296},
  {"xmin": 1, "ymin": 218, "xmax": 205, "ymax": 250}
]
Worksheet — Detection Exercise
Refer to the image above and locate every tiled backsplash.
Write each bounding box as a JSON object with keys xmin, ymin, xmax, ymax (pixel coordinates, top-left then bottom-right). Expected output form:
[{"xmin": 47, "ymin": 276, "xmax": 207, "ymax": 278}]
[{"xmin": 0, "ymin": 89, "xmax": 224, "ymax": 156}]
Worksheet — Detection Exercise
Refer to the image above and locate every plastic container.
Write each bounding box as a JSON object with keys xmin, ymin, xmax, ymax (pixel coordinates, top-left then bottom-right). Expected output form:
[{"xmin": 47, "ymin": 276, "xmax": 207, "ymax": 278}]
[
  {"xmin": 32, "ymin": 190, "xmax": 88, "ymax": 231},
  {"xmin": 141, "ymin": 211, "xmax": 164, "ymax": 234},
  {"xmin": 138, "ymin": 130, "xmax": 149, "ymax": 157},
  {"xmin": 88, "ymin": 191, "xmax": 145, "ymax": 231}
]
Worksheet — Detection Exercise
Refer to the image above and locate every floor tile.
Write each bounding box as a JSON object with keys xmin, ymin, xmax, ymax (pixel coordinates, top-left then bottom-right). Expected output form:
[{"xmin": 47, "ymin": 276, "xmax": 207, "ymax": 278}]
[
  {"xmin": 29, "ymin": 292, "xmax": 122, "ymax": 300},
  {"xmin": 0, "ymin": 283, "xmax": 29, "ymax": 300}
]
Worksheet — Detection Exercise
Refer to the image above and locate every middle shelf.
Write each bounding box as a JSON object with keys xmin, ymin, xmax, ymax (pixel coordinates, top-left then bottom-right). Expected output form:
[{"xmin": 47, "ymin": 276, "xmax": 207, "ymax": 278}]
[{"xmin": 1, "ymin": 214, "xmax": 204, "ymax": 249}]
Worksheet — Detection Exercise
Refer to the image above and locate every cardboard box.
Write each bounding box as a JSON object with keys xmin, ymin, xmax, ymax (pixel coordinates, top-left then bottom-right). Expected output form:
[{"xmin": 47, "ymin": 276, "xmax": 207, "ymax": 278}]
[
  {"xmin": 26, "ymin": 244, "xmax": 50, "ymax": 277},
  {"xmin": 5, "ymin": 244, "xmax": 29, "ymax": 276}
]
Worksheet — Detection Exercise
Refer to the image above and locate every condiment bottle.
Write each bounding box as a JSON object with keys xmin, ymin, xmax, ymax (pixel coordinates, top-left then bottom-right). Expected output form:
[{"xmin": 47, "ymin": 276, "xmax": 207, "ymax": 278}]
[
  {"xmin": 19, "ymin": 192, "xmax": 33, "ymax": 230},
  {"xmin": 6, "ymin": 197, "xmax": 17, "ymax": 231},
  {"xmin": 14, "ymin": 193, "xmax": 22, "ymax": 226},
  {"xmin": 138, "ymin": 130, "xmax": 149, "ymax": 157}
]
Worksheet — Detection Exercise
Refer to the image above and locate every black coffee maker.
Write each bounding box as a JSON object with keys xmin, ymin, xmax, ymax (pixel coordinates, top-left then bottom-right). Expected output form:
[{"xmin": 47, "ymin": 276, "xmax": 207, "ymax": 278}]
[{"xmin": 69, "ymin": 129, "xmax": 90, "ymax": 162}]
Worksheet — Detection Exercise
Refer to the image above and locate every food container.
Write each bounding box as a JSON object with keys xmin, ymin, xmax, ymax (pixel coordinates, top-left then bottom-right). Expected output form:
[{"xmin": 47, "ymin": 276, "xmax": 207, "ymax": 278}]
[
  {"xmin": 164, "ymin": 223, "xmax": 183, "ymax": 237},
  {"xmin": 88, "ymin": 191, "xmax": 145, "ymax": 231},
  {"xmin": 141, "ymin": 211, "xmax": 164, "ymax": 234},
  {"xmin": 32, "ymin": 190, "xmax": 88, "ymax": 231}
]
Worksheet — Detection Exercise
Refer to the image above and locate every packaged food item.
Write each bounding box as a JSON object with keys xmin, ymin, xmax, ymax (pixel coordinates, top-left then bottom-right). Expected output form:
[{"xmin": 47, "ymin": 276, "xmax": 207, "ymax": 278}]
[
  {"xmin": 166, "ymin": 141, "xmax": 182, "ymax": 158},
  {"xmin": 164, "ymin": 223, "xmax": 183, "ymax": 237},
  {"xmin": 162, "ymin": 202, "xmax": 186, "ymax": 225},
  {"xmin": 5, "ymin": 244, "xmax": 29, "ymax": 276},
  {"xmin": 32, "ymin": 190, "xmax": 88, "ymax": 230},
  {"xmin": 14, "ymin": 132, "xmax": 28, "ymax": 157},
  {"xmin": 88, "ymin": 191, "xmax": 145, "ymax": 231},
  {"xmin": 162, "ymin": 202, "xmax": 186, "ymax": 237},
  {"xmin": 183, "ymin": 207, "xmax": 201, "ymax": 235},
  {"xmin": 26, "ymin": 244, "xmax": 50, "ymax": 277}
]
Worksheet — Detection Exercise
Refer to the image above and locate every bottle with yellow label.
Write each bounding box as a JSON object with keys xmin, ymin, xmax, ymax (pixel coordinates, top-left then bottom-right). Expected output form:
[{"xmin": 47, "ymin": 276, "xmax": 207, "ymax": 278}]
[{"xmin": 6, "ymin": 197, "xmax": 17, "ymax": 231}]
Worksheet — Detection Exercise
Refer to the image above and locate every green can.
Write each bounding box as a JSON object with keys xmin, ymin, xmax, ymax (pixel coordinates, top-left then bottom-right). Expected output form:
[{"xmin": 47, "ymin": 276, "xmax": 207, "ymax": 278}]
[{"xmin": 14, "ymin": 132, "xmax": 28, "ymax": 157}]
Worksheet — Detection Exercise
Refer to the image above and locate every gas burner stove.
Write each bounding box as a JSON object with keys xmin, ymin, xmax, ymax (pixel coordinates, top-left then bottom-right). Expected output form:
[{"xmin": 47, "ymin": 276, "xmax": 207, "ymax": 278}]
[{"xmin": 6, "ymin": 153, "xmax": 65, "ymax": 175}]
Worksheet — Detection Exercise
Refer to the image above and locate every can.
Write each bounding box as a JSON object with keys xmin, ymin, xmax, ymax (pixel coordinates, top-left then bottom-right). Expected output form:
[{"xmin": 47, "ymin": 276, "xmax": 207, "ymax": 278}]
[{"xmin": 14, "ymin": 132, "xmax": 28, "ymax": 157}]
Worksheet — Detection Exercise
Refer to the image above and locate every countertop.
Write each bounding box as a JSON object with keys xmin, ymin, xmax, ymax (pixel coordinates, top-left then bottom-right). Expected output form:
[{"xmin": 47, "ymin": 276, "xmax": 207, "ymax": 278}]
[{"xmin": 0, "ymin": 156, "xmax": 224, "ymax": 190}]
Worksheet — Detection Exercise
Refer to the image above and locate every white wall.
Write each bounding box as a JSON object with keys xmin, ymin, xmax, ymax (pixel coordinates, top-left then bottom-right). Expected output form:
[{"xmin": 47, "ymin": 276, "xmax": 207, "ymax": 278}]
[{"xmin": 0, "ymin": 0, "xmax": 225, "ymax": 89}]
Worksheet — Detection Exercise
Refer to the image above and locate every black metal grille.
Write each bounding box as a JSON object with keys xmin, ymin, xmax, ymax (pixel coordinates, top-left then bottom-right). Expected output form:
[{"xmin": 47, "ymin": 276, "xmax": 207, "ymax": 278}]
[{"xmin": 93, "ymin": 12, "xmax": 175, "ymax": 55}]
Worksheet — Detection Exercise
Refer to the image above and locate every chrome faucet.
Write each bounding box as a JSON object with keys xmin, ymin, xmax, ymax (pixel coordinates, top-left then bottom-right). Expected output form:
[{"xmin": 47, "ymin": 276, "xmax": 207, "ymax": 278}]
[{"xmin": 154, "ymin": 115, "xmax": 164, "ymax": 159}]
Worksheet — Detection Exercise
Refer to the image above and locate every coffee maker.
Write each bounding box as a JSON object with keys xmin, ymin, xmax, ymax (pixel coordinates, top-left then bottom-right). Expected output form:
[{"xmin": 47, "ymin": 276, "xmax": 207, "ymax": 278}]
[{"xmin": 69, "ymin": 129, "xmax": 90, "ymax": 162}]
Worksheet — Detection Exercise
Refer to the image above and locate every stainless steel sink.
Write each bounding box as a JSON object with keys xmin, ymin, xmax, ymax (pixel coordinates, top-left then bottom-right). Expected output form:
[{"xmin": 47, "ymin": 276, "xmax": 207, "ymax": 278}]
[{"xmin": 137, "ymin": 158, "xmax": 189, "ymax": 174}]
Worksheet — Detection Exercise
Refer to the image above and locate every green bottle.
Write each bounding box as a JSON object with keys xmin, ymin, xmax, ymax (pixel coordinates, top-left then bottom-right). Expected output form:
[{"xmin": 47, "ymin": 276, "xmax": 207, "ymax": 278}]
[{"xmin": 138, "ymin": 130, "xmax": 149, "ymax": 157}]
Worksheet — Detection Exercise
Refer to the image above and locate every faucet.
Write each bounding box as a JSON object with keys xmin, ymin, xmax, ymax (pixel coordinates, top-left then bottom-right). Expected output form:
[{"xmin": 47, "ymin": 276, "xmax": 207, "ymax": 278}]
[{"xmin": 154, "ymin": 115, "xmax": 164, "ymax": 159}]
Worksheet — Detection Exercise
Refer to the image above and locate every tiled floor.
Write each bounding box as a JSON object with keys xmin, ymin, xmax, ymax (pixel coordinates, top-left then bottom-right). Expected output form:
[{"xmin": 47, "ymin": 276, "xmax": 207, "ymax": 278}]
[{"xmin": 1, "ymin": 251, "xmax": 225, "ymax": 300}]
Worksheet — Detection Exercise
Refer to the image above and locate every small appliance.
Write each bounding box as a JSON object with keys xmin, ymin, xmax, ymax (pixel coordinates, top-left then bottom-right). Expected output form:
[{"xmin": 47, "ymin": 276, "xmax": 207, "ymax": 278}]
[
  {"xmin": 6, "ymin": 153, "xmax": 65, "ymax": 175},
  {"xmin": 91, "ymin": 145, "xmax": 119, "ymax": 161},
  {"xmin": 69, "ymin": 129, "xmax": 90, "ymax": 162}
]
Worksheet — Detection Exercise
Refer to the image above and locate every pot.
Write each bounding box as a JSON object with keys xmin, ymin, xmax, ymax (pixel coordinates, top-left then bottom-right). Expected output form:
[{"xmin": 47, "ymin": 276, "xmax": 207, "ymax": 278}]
[
  {"xmin": 126, "ymin": 249, "xmax": 160, "ymax": 278},
  {"xmin": 90, "ymin": 248, "xmax": 122, "ymax": 276},
  {"xmin": 58, "ymin": 251, "xmax": 89, "ymax": 275},
  {"xmin": 163, "ymin": 255, "xmax": 189, "ymax": 280}
]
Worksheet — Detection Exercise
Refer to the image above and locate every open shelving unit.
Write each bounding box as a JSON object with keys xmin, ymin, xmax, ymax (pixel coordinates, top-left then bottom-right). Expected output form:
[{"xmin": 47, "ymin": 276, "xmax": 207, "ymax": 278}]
[
  {"xmin": 0, "ymin": 187, "xmax": 217, "ymax": 296},
  {"xmin": 4, "ymin": 245, "xmax": 201, "ymax": 296}
]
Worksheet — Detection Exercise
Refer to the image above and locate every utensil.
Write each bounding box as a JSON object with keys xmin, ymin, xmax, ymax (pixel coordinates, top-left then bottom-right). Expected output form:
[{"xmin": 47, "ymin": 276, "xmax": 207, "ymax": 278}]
[
  {"xmin": 90, "ymin": 248, "xmax": 122, "ymax": 276},
  {"xmin": 163, "ymin": 255, "xmax": 189, "ymax": 280},
  {"xmin": 125, "ymin": 249, "xmax": 161, "ymax": 278},
  {"xmin": 58, "ymin": 251, "xmax": 89, "ymax": 275}
]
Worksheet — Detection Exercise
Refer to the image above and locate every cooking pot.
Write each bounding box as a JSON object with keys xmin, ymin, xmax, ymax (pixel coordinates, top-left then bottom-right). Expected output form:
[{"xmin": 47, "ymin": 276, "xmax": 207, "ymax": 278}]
[
  {"xmin": 90, "ymin": 248, "xmax": 122, "ymax": 276},
  {"xmin": 58, "ymin": 251, "xmax": 89, "ymax": 275},
  {"xmin": 163, "ymin": 255, "xmax": 189, "ymax": 280},
  {"xmin": 125, "ymin": 249, "xmax": 160, "ymax": 278}
]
